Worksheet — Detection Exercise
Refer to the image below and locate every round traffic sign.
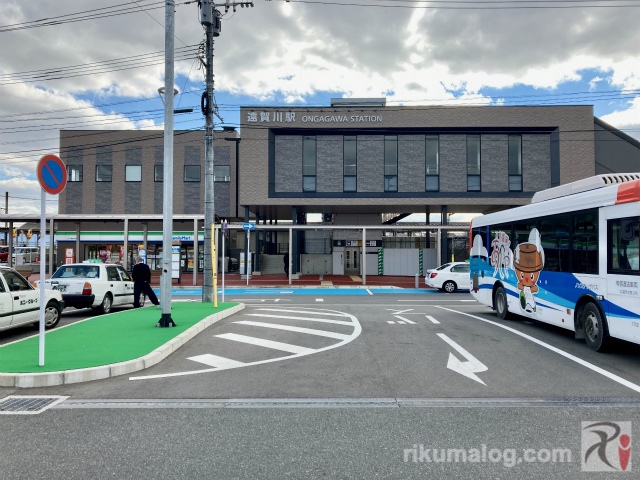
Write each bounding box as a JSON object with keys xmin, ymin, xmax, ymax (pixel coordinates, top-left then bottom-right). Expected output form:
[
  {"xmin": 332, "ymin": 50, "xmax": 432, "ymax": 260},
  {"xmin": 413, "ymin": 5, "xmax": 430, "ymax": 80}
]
[{"xmin": 37, "ymin": 154, "xmax": 67, "ymax": 195}]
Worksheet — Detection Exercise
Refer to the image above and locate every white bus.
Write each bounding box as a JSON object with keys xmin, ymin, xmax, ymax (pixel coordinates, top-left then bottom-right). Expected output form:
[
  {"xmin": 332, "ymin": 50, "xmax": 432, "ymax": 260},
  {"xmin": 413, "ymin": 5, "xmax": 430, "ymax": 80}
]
[{"xmin": 469, "ymin": 173, "xmax": 640, "ymax": 352}]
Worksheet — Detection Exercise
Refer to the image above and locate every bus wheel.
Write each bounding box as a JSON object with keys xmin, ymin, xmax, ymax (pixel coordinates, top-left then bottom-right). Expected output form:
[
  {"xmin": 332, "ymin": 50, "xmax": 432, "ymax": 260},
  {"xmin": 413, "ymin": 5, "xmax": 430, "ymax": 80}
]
[
  {"xmin": 495, "ymin": 286, "xmax": 510, "ymax": 320},
  {"xmin": 583, "ymin": 302, "xmax": 610, "ymax": 352}
]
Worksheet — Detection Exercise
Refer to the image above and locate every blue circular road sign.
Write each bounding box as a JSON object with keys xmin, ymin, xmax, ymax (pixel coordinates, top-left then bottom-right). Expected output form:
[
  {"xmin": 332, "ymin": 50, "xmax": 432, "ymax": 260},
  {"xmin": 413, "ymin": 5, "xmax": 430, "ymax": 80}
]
[{"xmin": 37, "ymin": 154, "xmax": 67, "ymax": 195}]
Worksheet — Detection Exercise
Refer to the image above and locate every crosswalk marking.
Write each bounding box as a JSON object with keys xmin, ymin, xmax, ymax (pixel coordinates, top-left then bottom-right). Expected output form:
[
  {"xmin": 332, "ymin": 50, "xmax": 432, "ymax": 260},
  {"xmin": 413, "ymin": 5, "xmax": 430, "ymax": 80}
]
[
  {"xmin": 426, "ymin": 315, "xmax": 441, "ymax": 324},
  {"xmin": 187, "ymin": 354, "xmax": 246, "ymax": 369},
  {"xmin": 234, "ymin": 320, "xmax": 351, "ymax": 340},
  {"xmin": 215, "ymin": 333, "xmax": 315, "ymax": 354},
  {"xmin": 246, "ymin": 313, "xmax": 353, "ymax": 326}
]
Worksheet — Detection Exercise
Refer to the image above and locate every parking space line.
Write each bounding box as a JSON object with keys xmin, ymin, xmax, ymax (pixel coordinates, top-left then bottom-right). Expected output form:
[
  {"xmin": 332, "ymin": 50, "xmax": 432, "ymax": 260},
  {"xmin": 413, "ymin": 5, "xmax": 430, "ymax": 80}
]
[
  {"xmin": 246, "ymin": 313, "xmax": 353, "ymax": 326},
  {"xmin": 426, "ymin": 315, "xmax": 441, "ymax": 324},
  {"xmin": 187, "ymin": 354, "xmax": 246, "ymax": 369},
  {"xmin": 394, "ymin": 315, "xmax": 416, "ymax": 324}
]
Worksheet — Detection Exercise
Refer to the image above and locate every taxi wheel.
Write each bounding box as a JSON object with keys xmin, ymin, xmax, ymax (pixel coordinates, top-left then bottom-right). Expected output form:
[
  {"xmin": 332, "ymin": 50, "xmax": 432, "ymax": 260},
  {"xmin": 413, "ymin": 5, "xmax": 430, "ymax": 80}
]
[
  {"xmin": 99, "ymin": 293, "xmax": 113, "ymax": 314},
  {"xmin": 32, "ymin": 302, "xmax": 61, "ymax": 330}
]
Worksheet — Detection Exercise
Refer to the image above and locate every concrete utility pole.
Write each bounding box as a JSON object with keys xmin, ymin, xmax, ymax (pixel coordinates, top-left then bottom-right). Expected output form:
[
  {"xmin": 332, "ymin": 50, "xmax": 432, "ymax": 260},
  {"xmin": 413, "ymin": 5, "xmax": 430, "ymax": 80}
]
[
  {"xmin": 199, "ymin": 0, "xmax": 253, "ymax": 302},
  {"xmin": 159, "ymin": 0, "xmax": 177, "ymax": 327}
]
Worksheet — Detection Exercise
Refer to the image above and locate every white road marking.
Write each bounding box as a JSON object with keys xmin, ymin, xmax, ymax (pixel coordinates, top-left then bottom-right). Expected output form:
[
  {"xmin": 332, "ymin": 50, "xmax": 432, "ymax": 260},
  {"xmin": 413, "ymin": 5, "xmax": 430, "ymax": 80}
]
[
  {"xmin": 396, "ymin": 321, "xmax": 405, "ymax": 324},
  {"xmin": 188, "ymin": 354, "xmax": 246, "ymax": 369},
  {"xmin": 394, "ymin": 315, "xmax": 417, "ymax": 325},
  {"xmin": 388, "ymin": 321, "xmax": 395, "ymax": 324},
  {"xmin": 437, "ymin": 333, "xmax": 488, "ymax": 386},
  {"xmin": 246, "ymin": 313, "xmax": 353, "ymax": 326},
  {"xmin": 316, "ymin": 298, "xmax": 323, "ymax": 302},
  {"xmin": 215, "ymin": 333, "xmax": 315, "ymax": 354},
  {"xmin": 426, "ymin": 315, "xmax": 441, "ymax": 324},
  {"xmin": 387, "ymin": 308, "xmax": 413, "ymax": 314},
  {"xmin": 366, "ymin": 289, "xmax": 373, "ymax": 295},
  {"xmin": 253, "ymin": 308, "xmax": 353, "ymax": 318},
  {"xmin": 234, "ymin": 320, "xmax": 351, "ymax": 340},
  {"xmin": 436, "ymin": 306, "xmax": 640, "ymax": 394},
  {"xmin": 130, "ymin": 307, "xmax": 362, "ymax": 381}
]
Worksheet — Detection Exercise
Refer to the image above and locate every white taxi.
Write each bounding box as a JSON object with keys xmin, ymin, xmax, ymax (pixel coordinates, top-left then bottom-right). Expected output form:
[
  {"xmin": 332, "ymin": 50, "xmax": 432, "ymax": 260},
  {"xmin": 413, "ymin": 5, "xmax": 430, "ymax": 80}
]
[
  {"xmin": 0, "ymin": 266, "xmax": 65, "ymax": 332},
  {"xmin": 38, "ymin": 263, "xmax": 142, "ymax": 314}
]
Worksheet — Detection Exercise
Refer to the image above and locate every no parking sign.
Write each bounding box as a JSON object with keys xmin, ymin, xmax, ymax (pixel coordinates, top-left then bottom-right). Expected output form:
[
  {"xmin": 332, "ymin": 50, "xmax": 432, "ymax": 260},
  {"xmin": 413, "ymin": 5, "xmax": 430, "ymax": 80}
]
[{"xmin": 37, "ymin": 154, "xmax": 67, "ymax": 195}]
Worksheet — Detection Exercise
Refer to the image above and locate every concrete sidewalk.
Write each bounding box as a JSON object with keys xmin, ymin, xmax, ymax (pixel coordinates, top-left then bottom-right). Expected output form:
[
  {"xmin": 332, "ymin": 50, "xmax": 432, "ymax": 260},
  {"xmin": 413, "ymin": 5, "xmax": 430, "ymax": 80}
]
[{"xmin": 0, "ymin": 302, "xmax": 244, "ymax": 388}]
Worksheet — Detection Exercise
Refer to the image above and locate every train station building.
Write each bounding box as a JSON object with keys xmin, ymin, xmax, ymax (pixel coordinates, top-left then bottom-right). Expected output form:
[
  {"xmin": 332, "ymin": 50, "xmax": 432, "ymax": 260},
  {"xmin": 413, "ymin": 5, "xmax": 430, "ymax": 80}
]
[{"xmin": 4, "ymin": 99, "xmax": 640, "ymax": 280}]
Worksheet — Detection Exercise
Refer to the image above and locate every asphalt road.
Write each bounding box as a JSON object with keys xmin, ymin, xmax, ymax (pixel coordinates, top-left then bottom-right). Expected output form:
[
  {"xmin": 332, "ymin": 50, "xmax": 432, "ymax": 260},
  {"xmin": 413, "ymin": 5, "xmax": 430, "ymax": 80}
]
[{"xmin": 2, "ymin": 292, "xmax": 639, "ymax": 479}]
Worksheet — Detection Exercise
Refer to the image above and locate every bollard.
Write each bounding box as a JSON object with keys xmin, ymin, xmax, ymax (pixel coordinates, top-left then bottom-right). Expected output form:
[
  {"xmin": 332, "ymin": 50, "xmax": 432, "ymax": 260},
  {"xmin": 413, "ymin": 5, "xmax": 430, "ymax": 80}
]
[{"xmin": 415, "ymin": 273, "xmax": 419, "ymax": 288}]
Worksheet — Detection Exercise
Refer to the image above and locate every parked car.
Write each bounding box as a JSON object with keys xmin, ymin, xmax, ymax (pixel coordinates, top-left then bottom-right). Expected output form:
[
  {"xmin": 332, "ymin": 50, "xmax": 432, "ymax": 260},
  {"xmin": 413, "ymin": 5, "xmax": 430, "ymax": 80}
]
[
  {"xmin": 12, "ymin": 246, "xmax": 39, "ymax": 264},
  {"xmin": 0, "ymin": 266, "xmax": 65, "ymax": 332},
  {"xmin": 37, "ymin": 262, "xmax": 143, "ymax": 314},
  {"xmin": 0, "ymin": 246, "xmax": 8, "ymax": 263},
  {"xmin": 425, "ymin": 262, "xmax": 471, "ymax": 293}
]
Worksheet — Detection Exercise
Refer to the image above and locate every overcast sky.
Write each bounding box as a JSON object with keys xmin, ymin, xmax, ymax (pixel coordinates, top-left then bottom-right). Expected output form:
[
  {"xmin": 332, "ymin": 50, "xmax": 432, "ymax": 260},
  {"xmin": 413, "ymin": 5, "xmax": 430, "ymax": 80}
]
[{"xmin": 1, "ymin": 0, "xmax": 639, "ymax": 219}]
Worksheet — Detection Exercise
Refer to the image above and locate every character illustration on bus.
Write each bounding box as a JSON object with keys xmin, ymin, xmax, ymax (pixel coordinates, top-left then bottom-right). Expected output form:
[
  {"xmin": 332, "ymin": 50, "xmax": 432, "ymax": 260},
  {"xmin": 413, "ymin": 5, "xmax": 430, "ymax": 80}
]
[{"xmin": 512, "ymin": 229, "xmax": 544, "ymax": 314}]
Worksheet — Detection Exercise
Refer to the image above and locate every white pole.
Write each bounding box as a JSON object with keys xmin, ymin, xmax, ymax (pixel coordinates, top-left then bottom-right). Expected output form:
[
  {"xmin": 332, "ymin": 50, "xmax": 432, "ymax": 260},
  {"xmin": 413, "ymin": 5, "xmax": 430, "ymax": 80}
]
[
  {"xmin": 246, "ymin": 229, "xmax": 250, "ymax": 286},
  {"xmin": 288, "ymin": 227, "xmax": 292, "ymax": 285},
  {"xmin": 38, "ymin": 190, "xmax": 46, "ymax": 365},
  {"xmin": 222, "ymin": 226, "xmax": 225, "ymax": 302},
  {"xmin": 362, "ymin": 227, "xmax": 366, "ymax": 286}
]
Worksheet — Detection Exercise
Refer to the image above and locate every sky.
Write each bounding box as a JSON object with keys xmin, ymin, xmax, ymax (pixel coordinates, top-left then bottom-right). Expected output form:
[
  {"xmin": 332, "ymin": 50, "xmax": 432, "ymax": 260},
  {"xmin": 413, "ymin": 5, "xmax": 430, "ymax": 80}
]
[{"xmin": 1, "ymin": 0, "xmax": 639, "ymax": 222}]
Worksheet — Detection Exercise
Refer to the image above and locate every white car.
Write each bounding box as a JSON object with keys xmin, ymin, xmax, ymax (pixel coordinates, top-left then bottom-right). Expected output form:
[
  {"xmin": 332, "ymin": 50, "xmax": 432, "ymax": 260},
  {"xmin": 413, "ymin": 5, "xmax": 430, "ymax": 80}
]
[
  {"xmin": 39, "ymin": 263, "xmax": 143, "ymax": 314},
  {"xmin": 0, "ymin": 266, "xmax": 65, "ymax": 332},
  {"xmin": 425, "ymin": 262, "xmax": 471, "ymax": 293}
]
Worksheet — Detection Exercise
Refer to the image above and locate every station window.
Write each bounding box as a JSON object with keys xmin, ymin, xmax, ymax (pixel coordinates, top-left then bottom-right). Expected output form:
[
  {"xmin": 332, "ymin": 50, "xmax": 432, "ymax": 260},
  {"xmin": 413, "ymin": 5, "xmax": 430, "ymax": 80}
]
[
  {"xmin": 154, "ymin": 165, "xmax": 163, "ymax": 182},
  {"xmin": 384, "ymin": 135, "xmax": 398, "ymax": 192},
  {"xmin": 467, "ymin": 135, "xmax": 480, "ymax": 191},
  {"xmin": 344, "ymin": 135, "xmax": 357, "ymax": 192},
  {"xmin": 67, "ymin": 165, "xmax": 83, "ymax": 182},
  {"xmin": 425, "ymin": 135, "xmax": 439, "ymax": 192},
  {"xmin": 125, "ymin": 165, "xmax": 142, "ymax": 182},
  {"xmin": 96, "ymin": 165, "xmax": 112, "ymax": 182},
  {"xmin": 508, "ymin": 135, "xmax": 523, "ymax": 192},
  {"xmin": 303, "ymin": 136, "xmax": 316, "ymax": 192}
]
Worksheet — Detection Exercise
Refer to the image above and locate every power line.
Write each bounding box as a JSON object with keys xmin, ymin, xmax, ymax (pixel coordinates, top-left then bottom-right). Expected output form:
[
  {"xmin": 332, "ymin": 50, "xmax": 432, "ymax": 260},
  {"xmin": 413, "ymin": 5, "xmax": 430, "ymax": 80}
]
[{"xmin": 284, "ymin": 0, "xmax": 640, "ymax": 9}]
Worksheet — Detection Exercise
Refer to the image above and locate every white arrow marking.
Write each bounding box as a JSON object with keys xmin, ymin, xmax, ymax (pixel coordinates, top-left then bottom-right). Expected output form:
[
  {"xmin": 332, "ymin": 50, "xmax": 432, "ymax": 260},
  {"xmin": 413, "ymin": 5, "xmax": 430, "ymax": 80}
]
[
  {"xmin": 394, "ymin": 315, "xmax": 417, "ymax": 324},
  {"xmin": 386, "ymin": 308, "xmax": 413, "ymax": 315},
  {"xmin": 436, "ymin": 333, "xmax": 488, "ymax": 385}
]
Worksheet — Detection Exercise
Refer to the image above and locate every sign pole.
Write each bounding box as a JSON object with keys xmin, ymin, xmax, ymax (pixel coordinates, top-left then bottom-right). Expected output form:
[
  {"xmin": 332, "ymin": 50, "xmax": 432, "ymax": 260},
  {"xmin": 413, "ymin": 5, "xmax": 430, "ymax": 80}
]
[
  {"xmin": 36, "ymin": 154, "xmax": 67, "ymax": 366},
  {"xmin": 38, "ymin": 190, "xmax": 46, "ymax": 366},
  {"xmin": 212, "ymin": 223, "xmax": 217, "ymax": 308}
]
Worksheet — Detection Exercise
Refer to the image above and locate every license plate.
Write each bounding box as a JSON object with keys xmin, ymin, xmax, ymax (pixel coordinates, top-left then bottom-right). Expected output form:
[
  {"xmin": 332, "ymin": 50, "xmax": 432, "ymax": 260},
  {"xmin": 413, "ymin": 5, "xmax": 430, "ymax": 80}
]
[{"xmin": 57, "ymin": 285, "xmax": 67, "ymax": 293}]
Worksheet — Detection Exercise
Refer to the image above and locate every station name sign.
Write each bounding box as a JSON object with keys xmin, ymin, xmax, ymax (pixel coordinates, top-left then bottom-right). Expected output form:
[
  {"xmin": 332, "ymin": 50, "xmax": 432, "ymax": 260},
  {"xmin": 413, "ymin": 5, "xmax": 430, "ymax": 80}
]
[
  {"xmin": 333, "ymin": 240, "xmax": 382, "ymax": 247},
  {"xmin": 247, "ymin": 111, "xmax": 382, "ymax": 124}
]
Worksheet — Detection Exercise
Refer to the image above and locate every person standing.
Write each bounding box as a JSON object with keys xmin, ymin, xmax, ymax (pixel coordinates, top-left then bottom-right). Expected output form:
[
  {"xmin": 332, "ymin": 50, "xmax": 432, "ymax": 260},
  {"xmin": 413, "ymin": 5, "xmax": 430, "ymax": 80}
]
[
  {"xmin": 132, "ymin": 256, "xmax": 160, "ymax": 308},
  {"xmin": 283, "ymin": 252, "xmax": 289, "ymax": 276}
]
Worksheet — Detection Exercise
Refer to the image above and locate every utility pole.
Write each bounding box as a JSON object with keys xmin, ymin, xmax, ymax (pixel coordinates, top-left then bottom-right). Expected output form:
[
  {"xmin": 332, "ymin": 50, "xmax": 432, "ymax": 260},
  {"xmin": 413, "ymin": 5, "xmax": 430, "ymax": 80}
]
[
  {"xmin": 159, "ymin": 0, "xmax": 176, "ymax": 327},
  {"xmin": 199, "ymin": 0, "xmax": 254, "ymax": 302}
]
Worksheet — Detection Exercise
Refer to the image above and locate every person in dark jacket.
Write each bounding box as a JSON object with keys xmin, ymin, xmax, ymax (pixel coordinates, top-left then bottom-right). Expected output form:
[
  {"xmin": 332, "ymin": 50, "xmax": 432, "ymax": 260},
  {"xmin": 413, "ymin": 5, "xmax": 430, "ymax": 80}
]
[
  {"xmin": 283, "ymin": 252, "xmax": 289, "ymax": 276},
  {"xmin": 132, "ymin": 256, "xmax": 160, "ymax": 308}
]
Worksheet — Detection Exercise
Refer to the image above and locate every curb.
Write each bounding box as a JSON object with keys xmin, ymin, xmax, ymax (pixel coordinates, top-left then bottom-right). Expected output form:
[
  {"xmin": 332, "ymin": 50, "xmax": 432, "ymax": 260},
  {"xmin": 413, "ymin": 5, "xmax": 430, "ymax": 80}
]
[{"xmin": 0, "ymin": 304, "xmax": 245, "ymax": 389}]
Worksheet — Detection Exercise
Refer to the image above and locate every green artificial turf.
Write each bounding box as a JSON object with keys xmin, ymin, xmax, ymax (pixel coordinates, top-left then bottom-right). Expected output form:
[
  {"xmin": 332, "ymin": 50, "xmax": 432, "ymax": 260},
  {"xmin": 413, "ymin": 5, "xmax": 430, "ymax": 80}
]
[{"xmin": 0, "ymin": 302, "xmax": 238, "ymax": 373}]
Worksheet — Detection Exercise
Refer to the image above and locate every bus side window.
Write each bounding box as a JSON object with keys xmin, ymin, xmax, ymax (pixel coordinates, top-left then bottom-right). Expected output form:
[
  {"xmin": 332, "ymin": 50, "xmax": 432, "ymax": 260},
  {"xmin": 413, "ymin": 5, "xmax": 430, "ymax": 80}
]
[
  {"xmin": 573, "ymin": 210, "xmax": 598, "ymax": 274},
  {"xmin": 609, "ymin": 216, "xmax": 640, "ymax": 274}
]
